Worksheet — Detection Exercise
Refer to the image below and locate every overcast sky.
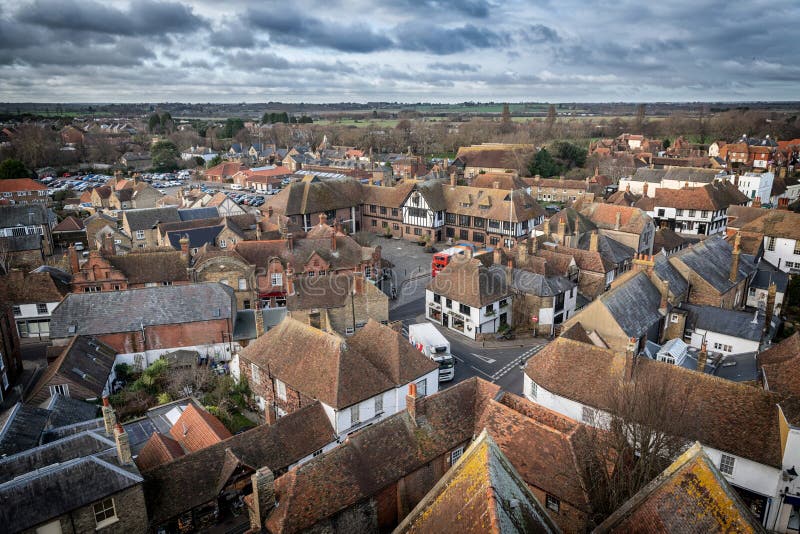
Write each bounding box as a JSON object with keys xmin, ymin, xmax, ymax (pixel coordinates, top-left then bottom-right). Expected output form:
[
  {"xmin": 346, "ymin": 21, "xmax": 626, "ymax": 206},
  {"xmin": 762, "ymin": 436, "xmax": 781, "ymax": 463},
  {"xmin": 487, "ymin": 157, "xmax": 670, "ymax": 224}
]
[{"xmin": 0, "ymin": 0, "xmax": 798, "ymax": 103}]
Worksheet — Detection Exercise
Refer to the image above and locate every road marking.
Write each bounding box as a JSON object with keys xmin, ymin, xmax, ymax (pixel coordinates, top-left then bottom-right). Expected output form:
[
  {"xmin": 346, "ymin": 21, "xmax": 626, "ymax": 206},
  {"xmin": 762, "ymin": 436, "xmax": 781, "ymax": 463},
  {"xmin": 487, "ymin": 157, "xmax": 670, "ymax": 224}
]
[
  {"xmin": 470, "ymin": 353, "xmax": 496, "ymax": 364},
  {"xmin": 452, "ymin": 354, "xmax": 464, "ymax": 363},
  {"xmin": 490, "ymin": 345, "xmax": 546, "ymax": 381},
  {"xmin": 470, "ymin": 365, "xmax": 495, "ymax": 379}
]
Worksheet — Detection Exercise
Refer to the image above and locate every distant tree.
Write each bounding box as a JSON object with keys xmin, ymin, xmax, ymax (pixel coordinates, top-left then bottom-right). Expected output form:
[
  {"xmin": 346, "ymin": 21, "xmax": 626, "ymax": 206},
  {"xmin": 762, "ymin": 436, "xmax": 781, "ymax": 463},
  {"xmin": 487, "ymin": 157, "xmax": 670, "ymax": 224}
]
[
  {"xmin": 193, "ymin": 156, "xmax": 205, "ymax": 167},
  {"xmin": 222, "ymin": 118, "xmax": 245, "ymax": 139},
  {"xmin": 148, "ymin": 113, "xmax": 161, "ymax": 133},
  {"xmin": 662, "ymin": 138, "xmax": 671, "ymax": 150},
  {"xmin": 635, "ymin": 103, "xmax": 646, "ymax": 130},
  {"xmin": 206, "ymin": 155, "xmax": 223, "ymax": 168},
  {"xmin": 0, "ymin": 158, "xmax": 32, "ymax": 179},
  {"xmin": 262, "ymin": 112, "xmax": 289, "ymax": 124},
  {"xmin": 551, "ymin": 141, "xmax": 587, "ymax": 170},
  {"xmin": 546, "ymin": 104, "xmax": 557, "ymax": 133},
  {"xmin": 528, "ymin": 148, "xmax": 562, "ymax": 177},
  {"xmin": 150, "ymin": 140, "xmax": 179, "ymax": 171}
]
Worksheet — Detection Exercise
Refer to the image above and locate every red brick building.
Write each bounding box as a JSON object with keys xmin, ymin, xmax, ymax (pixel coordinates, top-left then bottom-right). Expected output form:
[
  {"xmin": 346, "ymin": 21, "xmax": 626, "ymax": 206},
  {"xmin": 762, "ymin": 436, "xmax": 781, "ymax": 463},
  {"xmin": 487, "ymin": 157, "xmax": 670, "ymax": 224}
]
[{"xmin": 0, "ymin": 178, "xmax": 49, "ymax": 206}]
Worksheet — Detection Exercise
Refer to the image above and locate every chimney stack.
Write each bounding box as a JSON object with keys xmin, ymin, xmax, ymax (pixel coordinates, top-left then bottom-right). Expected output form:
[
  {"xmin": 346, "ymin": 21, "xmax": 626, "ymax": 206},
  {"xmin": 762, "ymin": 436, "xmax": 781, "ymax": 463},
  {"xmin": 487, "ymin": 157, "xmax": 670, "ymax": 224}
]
[
  {"xmin": 506, "ymin": 258, "xmax": 514, "ymax": 288},
  {"xmin": 331, "ymin": 228, "xmax": 337, "ymax": 251},
  {"xmin": 355, "ymin": 272, "xmax": 365, "ymax": 295},
  {"xmin": 285, "ymin": 266, "xmax": 295, "ymax": 296},
  {"xmin": 285, "ymin": 232, "xmax": 294, "ymax": 252},
  {"xmin": 101, "ymin": 396, "xmax": 116, "ymax": 436},
  {"xmin": 450, "ymin": 172, "xmax": 456, "ymax": 187},
  {"xmin": 255, "ymin": 307, "xmax": 265, "ymax": 337},
  {"xmin": 730, "ymin": 232, "xmax": 741, "ymax": 283},
  {"xmin": 180, "ymin": 235, "xmax": 190, "ymax": 263},
  {"xmin": 614, "ymin": 211, "xmax": 621, "ymax": 230},
  {"xmin": 660, "ymin": 278, "xmax": 669, "ymax": 309},
  {"xmin": 753, "ymin": 196, "xmax": 762, "ymax": 208},
  {"xmin": 519, "ymin": 240, "xmax": 529, "ymax": 261},
  {"xmin": 697, "ymin": 340, "xmax": 708, "ymax": 374},
  {"xmin": 267, "ymin": 205, "xmax": 273, "ymax": 218},
  {"xmin": 624, "ymin": 337, "xmax": 638, "ymax": 381},
  {"xmin": 406, "ymin": 382, "xmax": 418, "ymax": 424},
  {"xmin": 765, "ymin": 281, "xmax": 777, "ymax": 336},
  {"xmin": 68, "ymin": 244, "xmax": 79, "ymax": 274},
  {"xmin": 102, "ymin": 233, "xmax": 115, "ymax": 256},
  {"xmin": 114, "ymin": 423, "xmax": 132, "ymax": 465},
  {"xmin": 589, "ymin": 231, "xmax": 599, "ymax": 252},
  {"xmin": 557, "ymin": 218, "xmax": 566, "ymax": 245},
  {"xmin": 318, "ymin": 213, "xmax": 328, "ymax": 227},
  {"xmin": 643, "ymin": 182, "xmax": 649, "ymax": 196},
  {"xmin": 249, "ymin": 466, "xmax": 275, "ymax": 530}
]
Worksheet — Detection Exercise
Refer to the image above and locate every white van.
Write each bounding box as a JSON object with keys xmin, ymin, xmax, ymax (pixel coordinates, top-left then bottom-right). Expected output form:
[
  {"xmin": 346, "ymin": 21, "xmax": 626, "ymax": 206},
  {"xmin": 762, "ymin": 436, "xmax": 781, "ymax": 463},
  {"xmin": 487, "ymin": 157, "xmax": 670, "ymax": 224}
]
[{"xmin": 230, "ymin": 184, "xmax": 243, "ymax": 191}]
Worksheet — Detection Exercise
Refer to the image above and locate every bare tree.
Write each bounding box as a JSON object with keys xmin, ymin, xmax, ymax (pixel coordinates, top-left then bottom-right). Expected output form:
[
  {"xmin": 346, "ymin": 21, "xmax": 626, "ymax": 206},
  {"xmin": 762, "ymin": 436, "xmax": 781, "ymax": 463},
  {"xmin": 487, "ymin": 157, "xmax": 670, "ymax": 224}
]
[{"xmin": 579, "ymin": 366, "xmax": 692, "ymax": 525}]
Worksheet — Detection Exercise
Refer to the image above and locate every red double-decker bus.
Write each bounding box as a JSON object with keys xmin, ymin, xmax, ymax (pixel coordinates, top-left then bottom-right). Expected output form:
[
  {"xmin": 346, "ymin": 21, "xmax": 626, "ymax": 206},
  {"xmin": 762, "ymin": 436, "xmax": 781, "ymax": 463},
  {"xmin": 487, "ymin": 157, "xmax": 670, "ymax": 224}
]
[{"xmin": 431, "ymin": 245, "xmax": 474, "ymax": 277}]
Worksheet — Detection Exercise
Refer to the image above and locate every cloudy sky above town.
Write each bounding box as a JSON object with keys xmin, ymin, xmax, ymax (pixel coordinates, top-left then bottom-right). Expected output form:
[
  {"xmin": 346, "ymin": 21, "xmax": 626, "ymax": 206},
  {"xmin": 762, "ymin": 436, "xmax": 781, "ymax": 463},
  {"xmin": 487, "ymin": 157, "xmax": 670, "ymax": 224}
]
[{"xmin": 0, "ymin": 0, "xmax": 798, "ymax": 103}]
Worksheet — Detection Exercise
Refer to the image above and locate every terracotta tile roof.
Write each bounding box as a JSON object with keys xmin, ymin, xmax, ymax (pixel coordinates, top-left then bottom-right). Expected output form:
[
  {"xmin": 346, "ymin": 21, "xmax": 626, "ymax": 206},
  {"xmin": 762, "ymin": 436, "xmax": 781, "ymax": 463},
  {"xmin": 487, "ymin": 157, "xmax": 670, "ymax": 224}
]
[
  {"xmin": 240, "ymin": 318, "xmax": 433, "ymax": 409},
  {"xmin": 560, "ymin": 321, "xmax": 595, "ymax": 345},
  {"xmin": 143, "ymin": 401, "xmax": 336, "ymax": 525},
  {"xmin": 361, "ymin": 182, "xmax": 415, "ymax": 207},
  {"xmin": 0, "ymin": 270, "xmax": 69, "ymax": 304},
  {"xmin": 265, "ymin": 378, "xmax": 598, "ymax": 532},
  {"xmin": 168, "ymin": 404, "xmax": 232, "ymax": 453},
  {"xmin": 427, "ymin": 256, "xmax": 508, "ymax": 308},
  {"xmin": 204, "ymin": 162, "xmax": 246, "ymax": 178},
  {"xmin": 455, "ymin": 145, "xmax": 535, "ymax": 172},
  {"xmin": 269, "ymin": 177, "xmax": 363, "ymax": 216},
  {"xmin": 654, "ymin": 182, "xmax": 748, "ymax": 211},
  {"xmin": 348, "ymin": 320, "xmax": 438, "ymax": 385},
  {"xmin": 653, "ymin": 227, "xmax": 685, "ymax": 252},
  {"xmin": 443, "ymin": 184, "xmax": 544, "ymax": 222},
  {"xmin": 52, "ymin": 216, "xmax": 85, "ymax": 233},
  {"xmin": 395, "ymin": 430, "xmax": 559, "ymax": 534},
  {"xmin": 107, "ymin": 249, "xmax": 189, "ymax": 285},
  {"xmin": 531, "ymin": 177, "xmax": 591, "ymax": 190},
  {"xmin": 581, "ymin": 203, "xmax": 652, "ymax": 234},
  {"xmin": 235, "ymin": 235, "xmax": 367, "ymax": 273},
  {"xmin": 758, "ymin": 333, "xmax": 800, "ymax": 424},
  {"xmin": 471, "ymin": 173, "xmax": 529, "ymax": 190},
  {"xmin": 547, "ymin": 207, "xmax": 597, "ymax": 235},
  {"xmin": 550, "ymin": 244, "xmax": 613, "ymax": 274},
  {"xmin": 526, "ymin": 338, "xmax": 784, "ymax": 468},
  {"xmin": 594, "ymin": 443, "xmax": 765, "ymax": 533},
  {"xmin": 135, "ymin": 432, "xmax": 184, "ymax": 472},
  {"xmin": 93, "ymin": 185, "xmax": 112, "ymax": 199},
  {"xmin": 739, "ymin": 210, "xmax": 800, "ymax": 242},
  {"xmin": 0, "ymin": 178, "xmax": 47, "ymax": 192}
]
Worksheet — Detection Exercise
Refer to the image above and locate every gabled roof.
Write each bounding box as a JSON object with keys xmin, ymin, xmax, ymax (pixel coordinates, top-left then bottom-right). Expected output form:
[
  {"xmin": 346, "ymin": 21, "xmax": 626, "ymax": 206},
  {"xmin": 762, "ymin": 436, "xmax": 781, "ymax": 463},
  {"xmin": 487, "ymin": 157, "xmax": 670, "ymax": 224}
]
[
  {"xmin": 123, "ymin": 207, "xmax": 180, "ymax": 231},
  {"xmin": 653, "ymin": 227, "xmax": 685, "ymax": 253},
  {"xmin": 361, "ymin": 182, "xmax": 415, "ymax": 207},
  {"xmin": 471, "ymin": 172, "xmax": 529, "ymax": 191},
  {"xmin": 395, "ymin": 430, "xmax": 558, "ymax": 534},
  {"xmin": 0, "ymin": 178, "xmax": 47, "ymax": 192},
  {"xmin": 107, "ymin": 249, "xmax": 189, "ymax": 285},
  {"xmin": 594, "ymin": 443, "xmax": 765, "ymax": 533},
  {"xmin": 49, "ymin": 283, "xmax": 236, "ymax": 338},
  {"xmin": 0, "ymin": 269, "xmax": 69, "ymax": 303},
  {"xmin": 443, "ymin": 184, "xmax": 544, "ymax": 222},
  {"xmin": 739, "ymin": 210, "xmax": 800, "ymax": 242},
  {"xmin": 178, "ymin": 207, "xmax": 219, "ymax": 221},
  {"xmin": 580, "ymin": 203, "xmax": 652, "ymax": 234},
  {"xmin": 427, "ymin": 256, "xmax": 508, "ymax": 308},
  {"xmin": 489, "ymin": 264, "xmax": 575, "ymax": 297},
  {"xmin": 0, "ymin": 403, "xmax": 52, "ymax": 456},
  {"xmin": 268, "ymin": 177, "xmax": 363, "ymax": 215},
  {"xmin": 240, "ymin": 318, "xmax": 435, "ymax": 409},
  {"xmin": 143, "ymin": 401, "xmax": 336, "ymax": 525},
  {"xmin": 599, "ymin": 271, "xmax": 664, "ymax": 338},
  {"xmin": 547, "ymin": 207, "xmax": 597, "ymax": 235},
  {"xmin": 683, "ymin": 304, "xmax": 764, "ymax": 342},
  {"xmin": 0, "ymin": 455, "xmax": 142, "ymax": 533},
  {"xmin": 235, "ymin": 234, "xmax": 368, "ymax": 273},
  {"xmin": 52, "ymin": 215, "xmax": 85, "ymax": 233},
  {"xmin": 671, "ymin": 235, "xmax": 756, "ymax": 293},
  {"xmin": 166, "ymin": 225, "xmax": 224, "ymax": 249},
  {"xmin": 653, "ymin": 251, "xmax": 689, "ymax": 298},
  {"xmin": 168, "ymin": 403, "xmax": 232, "ymax": 453},
  {"xmin": 135, "ymin": 432, "xmax": 185, "ymax": 472},
  {"xmin": 526, "ymin": 338, "xmax": 783, "ymax": 468},
  {"xmin": 654, "ymin": 181, "xmax": 748, "ymax": 211},
  {"xmin": 26, "ymin": 335, "xmax": 117, "ymax": 404},
  {"xmin": 0, "ymin": 203, "xmax": 53, "ymax": 227}
]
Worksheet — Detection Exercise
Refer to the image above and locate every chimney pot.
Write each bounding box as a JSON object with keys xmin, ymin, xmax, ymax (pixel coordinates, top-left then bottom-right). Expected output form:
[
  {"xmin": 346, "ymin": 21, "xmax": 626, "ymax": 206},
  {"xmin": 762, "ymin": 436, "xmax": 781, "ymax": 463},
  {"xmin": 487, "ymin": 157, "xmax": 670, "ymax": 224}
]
[
  {"xmin": 180, "ymin": 235, "xmax": 189, "ymax": 263},
  {"xmin": 101, "ymin": 397, "xmax": 116, "ymax": 436},
  {"xmin": 68, "ymin": 244, "xmax": 79, "ymax": 274},
  {"xmin": 249, "ymin": 466, "xmax": 275, "ymax": 530},
  {"xmin": 285, "ymin": 266, "xmax": 295, "ymax": 296},
  {"xmin": 267, "ymin": 205, "xmax": 273, "ymax": 217},
  {"xmin": 730, "ymin": 232, "xmax": 741, "ymax": 283},
  {"xmin": 589, "ymin": 231, "xmax": 599, "ymax": 252},
  {"xmin": 697, "ymin": 341, "xmax": 708, "ymax": 373},
  {"xmin": 624, "ymin": 337, "xmax": 637, "ymax": 381}
]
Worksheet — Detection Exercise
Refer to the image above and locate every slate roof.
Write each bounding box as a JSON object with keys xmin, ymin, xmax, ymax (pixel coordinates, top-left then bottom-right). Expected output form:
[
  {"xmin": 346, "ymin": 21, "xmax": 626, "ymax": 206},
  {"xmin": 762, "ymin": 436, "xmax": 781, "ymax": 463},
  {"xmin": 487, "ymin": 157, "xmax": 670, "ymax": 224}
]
[
  {"xmin": 526, "ymin": 338, "xmax": 784, "ymax": 468},
  {"xmin": 630, "ymin": 167, "xmax": 667, "ymax": 184},
  {"xmin": 671, "ymin": 235, "xmax": 756, "ymax": 293},
  {"xmin": 599, "ymin": 271, "xmax": 664, "ymax": 338},
  {"xmin": 488, "ymin": 264, "xmax": 575, "ymax": 297},
  {"xmin": 166, "ymin": 225, "xmax": 224, "ymax": 249},
  {"xmin": 240, "ymin": 318, "xmax": 436, "ymax": 409},
  {"xmin": 0, "ymin": 455, "xmax": 142, "ymax": 533},
  {"xmin": 107, "ymin": 249, "xmax": 189, "ymax": 285},
  {"xmin": 0, "ymin": 403, "xmax": 51, "ymax": 456},
  {"xmin": 0, "ymin": 233, "xmax": 42, "ymax": 252},
  {"xmin": 143, "ymin": 401, "xmax": 336, "ymax": 525},
  {"xmin": 26, "ymin": 335, "xmax": 117, "ymax": 404},
  {"xmin": 428, "ymin": 256, "xmax": 508, "ymax": 308},
  {"xmin": 577, "ymin": 232, "xmax": 635, "ymax": 264},
  {"xmin": 0, "ymin": 203, "xmax": 53, "ymax": 227},
  {"xmin": 751, "ymin": 269, "xmax": 789, "ymax": 293},
  {"xmin": 123, "ymin": 207, "xmax": 180, "ymax": 231},
  {"xmin": 395, "ymin": 430, "xmax": 558, "ymax": 534},
  {"xmin": 178, "ymin": 207, "xmax": 219, "ymax": 221},
  {"xmin": 49, "ymin": 283, "xmax": 236, "ymax": 338},
  {"xmin": 548, "ymin": 207, "xmax": 597, "ymax": 235},
  {"xmin": 594, "ymin": 443, "xmax": 765, "ymax": 534},
  {"xmin": 653, "ymin": 251, "xmax": 689, "ymax": 299},
  {"xmin": 44, "ymin": 394, "xmax": 100, "ymax": 428},
  {"xmin": 416, "ymin": 179, "xmax": 448, "ymax": 211}
]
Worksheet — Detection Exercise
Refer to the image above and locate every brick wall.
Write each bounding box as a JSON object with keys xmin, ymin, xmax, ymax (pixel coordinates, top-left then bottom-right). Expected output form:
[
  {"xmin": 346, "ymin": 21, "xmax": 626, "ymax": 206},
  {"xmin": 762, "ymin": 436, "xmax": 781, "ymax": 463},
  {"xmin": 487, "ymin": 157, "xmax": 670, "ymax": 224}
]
[
  {"xmin": 193, "ymin": 259, "xmax": 256, "ymax": 310},
  {"xmin": 0, "ymin": 304, "xmax": 22, "ymax": 398},
  {"xmin": 24, "ymin": 484, "xmax": 148, "ymax": 534},
  {"xmin": 94, "ymin": 319, "xmax": 233, "ymax": 354},
  {"xmin": 238, "ymin": 356, "xmax": 317, "ymax": 424},
  {"xmin": 529, "ymin": 485, "xmax": 589, "ymax": 534}
]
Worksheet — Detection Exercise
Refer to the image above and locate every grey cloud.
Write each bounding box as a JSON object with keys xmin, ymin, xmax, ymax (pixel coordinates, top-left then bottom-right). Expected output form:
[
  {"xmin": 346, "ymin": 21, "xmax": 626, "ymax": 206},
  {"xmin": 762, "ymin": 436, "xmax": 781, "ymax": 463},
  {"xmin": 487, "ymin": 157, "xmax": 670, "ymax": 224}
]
[
  {"xmin": 392, "ymin": 0, "xmax": 493, "ymax": 18},
  {"xmin": 0, "ymin": 38, "xmax": 155, "ymax": 67},
  {"xmin": 428, "ymin": 62, "xmax": 481, "ymax": 72},
  {"xmin": 16, "ymin": 0, "xmax": 206, "ymax": 37},
  {"xmin": 209, "ymin": 24, "xmax": 256, "ymax": 48},
  {"xmin": 397, "ymin": 23, "xmax": 509, "ymax": 54},
  {"xmin": 246, "ymin": 8, "xmax": 393, "ymax": 53},
  {"xmin": 522, "ymin": 24, "xmax": 561, "ymax": 44}
]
